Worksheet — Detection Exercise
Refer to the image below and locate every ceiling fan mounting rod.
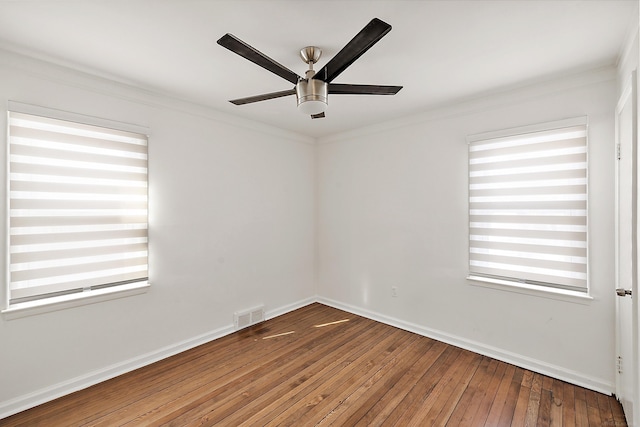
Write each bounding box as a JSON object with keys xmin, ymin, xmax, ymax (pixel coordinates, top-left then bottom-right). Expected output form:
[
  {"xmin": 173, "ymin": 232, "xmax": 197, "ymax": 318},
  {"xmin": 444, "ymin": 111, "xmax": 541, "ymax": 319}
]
[{"xmin": 300, "ymin": 46, "xmax": 322, "ymax": 77}]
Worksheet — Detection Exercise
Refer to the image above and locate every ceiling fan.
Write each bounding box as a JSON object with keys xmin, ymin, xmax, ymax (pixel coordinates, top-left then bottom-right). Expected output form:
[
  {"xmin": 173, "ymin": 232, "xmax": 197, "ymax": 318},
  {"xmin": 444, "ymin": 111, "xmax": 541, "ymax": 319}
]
[{"xmin": 217, "ymin": 18, "xmax": 403, "ymax": 119}]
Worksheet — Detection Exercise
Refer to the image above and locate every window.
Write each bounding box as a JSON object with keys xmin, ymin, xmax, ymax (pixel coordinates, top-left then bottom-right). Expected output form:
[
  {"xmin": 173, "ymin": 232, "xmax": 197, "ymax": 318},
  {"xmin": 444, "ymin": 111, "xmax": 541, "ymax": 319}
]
[
  {"xmin": 467, "ymin": 117, "xmax": 588, "ymax": 293},
  {"xmin": 6, "ymin": 109, "xmax": 148, "ymax": 309}
]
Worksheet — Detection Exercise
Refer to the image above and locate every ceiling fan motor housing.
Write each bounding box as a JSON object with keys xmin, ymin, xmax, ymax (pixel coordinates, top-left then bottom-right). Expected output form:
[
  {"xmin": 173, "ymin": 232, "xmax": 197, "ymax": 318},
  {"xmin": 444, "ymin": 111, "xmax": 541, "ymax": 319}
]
[{"xmin": 296, "ymin": 77, "xmax": 328, "ymax": 114}]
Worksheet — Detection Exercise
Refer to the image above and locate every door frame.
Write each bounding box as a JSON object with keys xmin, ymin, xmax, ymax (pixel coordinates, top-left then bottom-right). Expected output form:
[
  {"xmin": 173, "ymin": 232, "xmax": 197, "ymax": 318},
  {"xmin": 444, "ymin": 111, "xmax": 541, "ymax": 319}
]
[{"xmin": 615, "ymin": 69, "xmax": 640, "ymax": 425}]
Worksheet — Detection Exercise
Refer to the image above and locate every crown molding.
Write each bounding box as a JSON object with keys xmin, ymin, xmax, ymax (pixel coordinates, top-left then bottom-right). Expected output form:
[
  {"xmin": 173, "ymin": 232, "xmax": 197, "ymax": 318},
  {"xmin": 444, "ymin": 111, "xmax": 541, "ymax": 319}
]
[
  {"xmin": 615, "ymin": 1, "xmax": 639, "ymax": 73},
  {"xmin": 0, "ymin": 47, "xmax": 315, "ymax": 146},
  {"xmin": 317, "ymin": 65, "xmax": 617, "ymax": 145}
]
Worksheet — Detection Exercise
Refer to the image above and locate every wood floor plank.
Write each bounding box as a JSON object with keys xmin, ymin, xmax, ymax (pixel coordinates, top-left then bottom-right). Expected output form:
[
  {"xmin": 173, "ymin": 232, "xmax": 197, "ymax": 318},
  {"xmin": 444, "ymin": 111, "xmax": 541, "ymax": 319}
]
[
  {"xmin": 457, "ymin": 358, "xmax": 502, "ymax": 426},
  {"xmin": 574, "ymin": 387, "xmax": 590, "ymax": 426},
  {"xmin": 524, "ymin": 373, "xmax": 543, "ymax": 426},
  {"xmin": 522, "ymin": 370, "xmax": 534, "ymax": 388},
  {"xmin": 562, "ymin": 380, "xmax": 576, "ymax": 426},
  {"xmin": 0, "ymin": 303, "xmax": 626, "ymax": 427},
  {"xmin": 611, "ymin": 395, "xmax": 628, "ymax": 426},
  {"xmin": 467, "ymin": 360, "xmax": 508, "ymax": 426},
  {"xmin": 482, "ymin": 363, "xmax": 516, "ymax": 426},
  {"xmin": 441, "ymin": 356, "xmax": 493, "ymax": 426},
  {"xmin": 496, "ymin": 367, "xmax": 525, "ymax": 426},
  {"xmin": 509, "ymin": 371, "xmax": 532, "ymax": 425},
  {"xmin": 535, "ymin": 373, "xmax": 555, "ymax": 427},
  {"xmin": 549, "ymin": 379, "xmax": 564, "ymax": 427},
  {"xmin": 536, "ymin": 388, "xmax": 552, "ymax": 427},
  {"xmin": 384, "ymin": 346, "xmax": 462, "ymax": 425},
  {"xmin": 596, "ymin": 390, "xmax": 614, "ymax": 426},
  {"xmin": 422, "ymin": 352, "xmax": 484, "ymax": 426},
  {"xmin": 390, "ymin": 346, "xmax": 466, "ymax": 427},
  {"xmin": 424, "ymin": 355, "xmax": 487, "ymax": 425},
  {"xmin": 585, "ymin": 389, "xmax": 603, "ymax": 427}
]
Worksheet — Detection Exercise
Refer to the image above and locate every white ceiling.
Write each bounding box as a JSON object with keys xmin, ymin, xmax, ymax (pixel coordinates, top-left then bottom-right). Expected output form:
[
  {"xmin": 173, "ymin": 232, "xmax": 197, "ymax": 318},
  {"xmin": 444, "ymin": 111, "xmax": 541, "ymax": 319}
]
[{"xmin": 0, "ymin": 0, "xmax": 637, "ymax": 138}]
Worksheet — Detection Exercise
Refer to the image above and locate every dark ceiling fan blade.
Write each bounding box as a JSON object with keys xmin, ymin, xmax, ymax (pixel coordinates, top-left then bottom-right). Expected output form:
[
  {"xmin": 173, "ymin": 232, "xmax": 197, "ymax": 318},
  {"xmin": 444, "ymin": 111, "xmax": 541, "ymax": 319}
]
[
  {"xmin": 313, "ymin": 18, "xmax": 392, "ymax": 83},
  {"xmin": 217, "ymin": 34, "xmax": 301, "ymax": 84},
  {"xmin": 230, "ymin": 88, "xmax": 296, "ymax": 105},
  {"xmin": 329, "ymin": 84, "xmax": 402, "ymax": 95},
  {"xmin": 311, "ymin": 112, "xmax": 326, "ymax": 119}
]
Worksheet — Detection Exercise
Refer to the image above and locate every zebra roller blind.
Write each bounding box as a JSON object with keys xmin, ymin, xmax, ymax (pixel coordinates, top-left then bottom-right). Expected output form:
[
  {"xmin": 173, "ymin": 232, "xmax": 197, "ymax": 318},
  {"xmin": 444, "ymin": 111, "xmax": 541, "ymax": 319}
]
[
  {"xmin": 468, "ymin": 119, "xmax": 588, "ymax": 292},
  {"xmin": 8, "ymin": 111, "xmax": 149, "ymax": 304}
]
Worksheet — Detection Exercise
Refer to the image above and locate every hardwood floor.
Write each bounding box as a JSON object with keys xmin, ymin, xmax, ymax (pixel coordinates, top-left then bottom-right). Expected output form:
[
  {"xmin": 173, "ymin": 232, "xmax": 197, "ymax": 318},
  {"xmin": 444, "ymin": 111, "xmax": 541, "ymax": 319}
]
[{"xmin": 1, "ymin": 303, "xmax": 627, "ymax": 426}]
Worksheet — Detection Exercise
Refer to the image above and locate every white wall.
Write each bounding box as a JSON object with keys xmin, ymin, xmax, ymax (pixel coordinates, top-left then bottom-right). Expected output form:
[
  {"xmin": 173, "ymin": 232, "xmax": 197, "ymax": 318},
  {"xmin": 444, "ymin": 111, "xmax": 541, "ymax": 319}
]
[
  {"xmin": 0, "ymin": 50, "xmax": 316, "ymax": 416},
  {"xmin": 317, "ymin": 68, "xmax": 618, "ymax": 393}
]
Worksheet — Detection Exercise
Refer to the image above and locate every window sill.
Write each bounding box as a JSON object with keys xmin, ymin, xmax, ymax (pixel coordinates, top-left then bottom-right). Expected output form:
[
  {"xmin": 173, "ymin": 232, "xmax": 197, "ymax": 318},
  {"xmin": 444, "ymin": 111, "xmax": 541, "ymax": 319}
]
[
  {"xmin": 467, "ymin": 275, "xmax": 593, "ymax": 305},
  {"xmin": 1, "ymin": 282, "xmax": 150, "ymax": 320}
]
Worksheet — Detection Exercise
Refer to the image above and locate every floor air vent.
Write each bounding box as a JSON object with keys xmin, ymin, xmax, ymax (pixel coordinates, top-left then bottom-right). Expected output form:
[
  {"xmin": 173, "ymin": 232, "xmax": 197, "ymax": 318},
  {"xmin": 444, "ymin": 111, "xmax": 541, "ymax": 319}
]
[{"xmin": 234, "ymin": 305, "xmax": 265, "ymax": 330}]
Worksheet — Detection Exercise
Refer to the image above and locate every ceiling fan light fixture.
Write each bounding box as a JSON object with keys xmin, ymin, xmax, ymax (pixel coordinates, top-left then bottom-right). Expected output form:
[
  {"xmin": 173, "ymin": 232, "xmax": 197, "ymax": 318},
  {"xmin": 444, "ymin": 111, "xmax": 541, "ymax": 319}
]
[
  {"xmin": 296, "ymin": 79, "xmax": 328, "ymax": 115},
  {"xmin": 298, "ymin": 99, "xmax": 327, "ymax": 115}
]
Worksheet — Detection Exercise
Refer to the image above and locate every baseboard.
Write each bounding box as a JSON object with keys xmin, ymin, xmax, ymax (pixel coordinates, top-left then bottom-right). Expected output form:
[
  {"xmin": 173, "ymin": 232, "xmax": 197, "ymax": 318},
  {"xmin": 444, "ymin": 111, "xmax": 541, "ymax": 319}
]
[
  {"xmin": 317, "ymin": 296, "xmax": 614, "ymax": 395},
  {"xmin": 266, "ymin": 296, "xmax": 316, "ymax": 320},
  {"xmin": 0, "ymin": 297, "xmax": 316, "ymax": 420}
]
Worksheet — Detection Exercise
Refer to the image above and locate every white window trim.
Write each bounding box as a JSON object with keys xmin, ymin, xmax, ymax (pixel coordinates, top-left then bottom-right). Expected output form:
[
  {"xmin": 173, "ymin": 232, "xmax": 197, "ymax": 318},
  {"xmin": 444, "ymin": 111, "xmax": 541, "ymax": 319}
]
[
  {"xmin": 467, "ymin": 116, "xmax": 591, "ymax": 299},
  {"xmin": 467, "ymin": 275, "xmax": 593, "ymax": 305},
  {"xmin": 1, "ymin": 281, "xmax": 150, "ymax": 320},
  {"xmin": 3, "ymin": 101, "xmax": 150, "ymax": 317}
]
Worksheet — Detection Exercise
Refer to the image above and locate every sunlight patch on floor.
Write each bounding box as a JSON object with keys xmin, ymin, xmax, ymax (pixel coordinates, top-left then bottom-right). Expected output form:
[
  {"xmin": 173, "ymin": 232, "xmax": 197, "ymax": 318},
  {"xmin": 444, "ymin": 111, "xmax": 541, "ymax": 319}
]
[
  {"xmin": 313, "ymin": 319, "xmax": 350, "ymax": 328},
  {"xmin": 262, "ymin": 331, "xmax": 296, "ymax": 340}
]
